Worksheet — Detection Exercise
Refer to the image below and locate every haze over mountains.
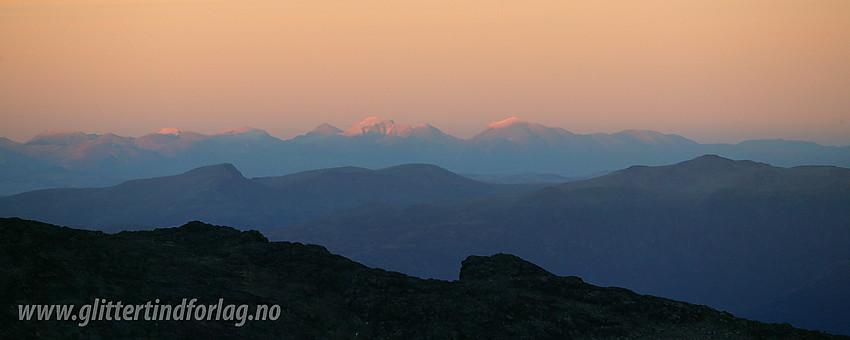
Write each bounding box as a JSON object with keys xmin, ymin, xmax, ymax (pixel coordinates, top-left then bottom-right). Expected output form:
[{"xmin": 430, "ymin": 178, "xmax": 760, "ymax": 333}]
[
  {"xmin": 4, "ymin": 115, "xmax": 849, "ymax": 335},
  {"xmin": 3, "ymin": 154, "xmax": 849, "ymax": 334},
  {"xmin": 2, "ymin": 117, "xmax": 848, "ymax": 196},
  {"xmin": 0, "ymin": 163, "xmax": 540, "ymax": 232},
  {"xmin": 275, "ymin": 156, "xmax": 850, "ymax": 335}
]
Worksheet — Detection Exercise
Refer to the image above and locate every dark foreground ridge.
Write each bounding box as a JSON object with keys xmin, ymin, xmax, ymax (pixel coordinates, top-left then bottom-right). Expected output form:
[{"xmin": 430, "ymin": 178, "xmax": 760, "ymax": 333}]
[{"xmin": 0, "ymin": 218, "xmax": 842, "ymax": 339}]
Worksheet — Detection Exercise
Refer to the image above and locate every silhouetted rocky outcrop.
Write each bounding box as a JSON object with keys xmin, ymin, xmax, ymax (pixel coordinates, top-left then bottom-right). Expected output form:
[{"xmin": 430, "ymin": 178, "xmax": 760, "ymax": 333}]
[{"xmin": 1, "ymin": 218, "xmax": 843, "ymax": 339}]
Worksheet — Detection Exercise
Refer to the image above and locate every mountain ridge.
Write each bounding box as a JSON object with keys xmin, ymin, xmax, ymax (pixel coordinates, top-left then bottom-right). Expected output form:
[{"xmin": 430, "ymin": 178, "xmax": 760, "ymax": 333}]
[
  {"xmin": 0, "ymin": 162, "xmax": 541, "ymax": 232},
  {"xmin": 8, "ymin": 117, "xmax": 848, "ymax": 147},
  {"xmin": 278, "ymin": 155, "xmax": 850, "ymax": 335},
  {"xmin": 2, "ymin": 117, "xmax": 849, "ymax": 196},
  {"xmin": 564, "ymin": 154, "xmax": 850, "ymax": 193}
]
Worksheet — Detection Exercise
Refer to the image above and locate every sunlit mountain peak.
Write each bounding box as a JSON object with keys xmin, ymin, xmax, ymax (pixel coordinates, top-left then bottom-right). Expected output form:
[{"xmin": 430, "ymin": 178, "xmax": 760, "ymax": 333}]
[
  {"xmin": 486, "ymin": 117, "xmax": 529, "ymax": 129},
  {"xmin": 156, "ymin": 127, "xmax": 186, "ymax": 136},
  {"xmin": 343, "ymin": 116, "xmax": 413, "ymax": 138}
]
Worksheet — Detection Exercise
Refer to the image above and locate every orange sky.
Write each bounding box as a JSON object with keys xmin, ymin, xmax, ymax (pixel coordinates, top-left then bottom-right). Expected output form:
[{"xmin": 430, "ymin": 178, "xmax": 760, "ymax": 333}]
[{"xmin": 1, "ymin": 0, "xmax": 848, "ymax": 145}]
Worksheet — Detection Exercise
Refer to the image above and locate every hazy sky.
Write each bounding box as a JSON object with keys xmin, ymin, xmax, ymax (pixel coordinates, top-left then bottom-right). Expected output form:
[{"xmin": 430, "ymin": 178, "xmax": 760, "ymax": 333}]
[{"xmin": 1, "ymin": 0, "xmax": 848, "ymax": 145}]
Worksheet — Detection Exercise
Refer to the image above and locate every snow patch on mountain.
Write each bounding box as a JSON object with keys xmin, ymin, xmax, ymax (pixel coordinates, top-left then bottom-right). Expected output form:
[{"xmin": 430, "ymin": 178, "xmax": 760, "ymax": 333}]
[
  {"xmin": 343, "ymin": 117, "xmax": 413, "ymax": 138},
  {"xmin": 156, "ymin": 127, "xmax": 187, "ymax": 136},
  {"xmin": 486, "ymin": 117, "xmax": 528, "ymax": 129}
]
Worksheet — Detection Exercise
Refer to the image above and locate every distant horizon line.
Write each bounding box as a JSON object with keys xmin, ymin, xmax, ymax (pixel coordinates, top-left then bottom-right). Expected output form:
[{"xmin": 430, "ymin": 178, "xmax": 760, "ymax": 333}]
[{"xmin": 3, "ymin": 116, "xmax": 848, "ymax": 148}]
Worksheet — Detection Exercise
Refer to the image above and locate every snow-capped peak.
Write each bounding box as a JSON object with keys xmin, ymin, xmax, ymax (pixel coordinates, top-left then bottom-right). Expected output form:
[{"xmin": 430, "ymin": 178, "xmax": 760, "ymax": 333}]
[
  {"xmin": 342, "ymin": 117, "xmax": 412, "ymax": 137},
  {"xmin": 156, "ymin": 127, "xmax": 186, "ymax": 136},
  {"xmin": 486, "ymin": 117, "xmax": 529, "ymax": 129}
]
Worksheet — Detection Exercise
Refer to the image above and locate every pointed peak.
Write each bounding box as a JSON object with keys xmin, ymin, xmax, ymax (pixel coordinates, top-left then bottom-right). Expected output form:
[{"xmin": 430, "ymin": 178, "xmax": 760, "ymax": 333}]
[
  {"xmin": 412, "ymin": 123, "xmax": 442, "ymax": 131},
  {"xmin": 486, "ymin": 117, "xmax": 530, "ymax": 129},
  {"xmin": 309, "ymin": 123, "xmax": 343, "ymax": 136},
  {"xmin": 411, "ymin": 123, "xmax": 447, "ymax": 137}
]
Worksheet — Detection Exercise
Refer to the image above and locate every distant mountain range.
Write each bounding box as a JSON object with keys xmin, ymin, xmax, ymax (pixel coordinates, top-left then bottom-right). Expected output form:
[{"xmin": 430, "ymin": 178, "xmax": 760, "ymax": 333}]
[
  {"xmin": 0, "ymin": 163, "xmax": 541, "ymax": 232},
  {"xmin": 276, "ymin": 155, "xmax": 850, "ymax": 335},
  {"xmin": 3, "ymin": 154, "xmax": 849, "ymax": 334},
  {"xmin": 2, "ymin": 116, "xmax": 849, "ymax": 195},
  {"xmin": 2, "ymin": 218, "xmax": 843, "ymax": 338}
]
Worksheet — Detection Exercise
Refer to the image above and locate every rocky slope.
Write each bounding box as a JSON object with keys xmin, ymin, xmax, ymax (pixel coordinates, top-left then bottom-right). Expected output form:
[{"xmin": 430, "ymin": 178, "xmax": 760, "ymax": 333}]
[{"xmin": 1, "ymin": 218, "xmax": 842, "ymax": 339}]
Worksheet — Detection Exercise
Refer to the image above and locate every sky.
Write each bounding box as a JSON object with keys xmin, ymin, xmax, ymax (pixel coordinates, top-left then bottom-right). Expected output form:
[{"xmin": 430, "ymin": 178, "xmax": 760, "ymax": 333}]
[{"xmin": 1, "ymin": 0, "xmax": 848, "ymax": 145}]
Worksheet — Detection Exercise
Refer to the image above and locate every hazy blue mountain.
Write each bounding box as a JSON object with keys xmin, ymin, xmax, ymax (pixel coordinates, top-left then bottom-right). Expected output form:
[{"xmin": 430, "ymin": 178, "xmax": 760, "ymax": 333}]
[
  {"xmin": 25, "ymin": 129, "xmax": 100, "ymax": 145},
  {"xmin": 704, "ymin": 139, "xmax": 850, "ymax": 169},
  {"xmin": 4, "ymin": 218, "xmax": 840, "ymax": 338},
  {"xmin": 133, "ymin": 127, "xmax": 209, "ymax": 156},
  {"xmin": 0, "ymin": 138, "xmax": 87, "ymax": 194},
  {"xmin": 0, "ymin": 163, "xmax": 273, "ymax": 231},
  {"xmin": 462, "ymin": 172, "xmax": 583, "ymax": 184},
  {"xmin": 0, "ymin": 163, "xmax": 539, "ymax": 233},
  {"xmin": 2, "ymin": 117, "xmax": 848, "ymax": 195},
  {"xmin": 277, "ymin": 155, "xmax": 850, "ymax": 335},
  {"xmin": 17, "ymin": 130, "xmax": 165, "ymax": 175},
  {"xmin": 0, "ymin": 133, "xmax": 164, "ymax": 195}
]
